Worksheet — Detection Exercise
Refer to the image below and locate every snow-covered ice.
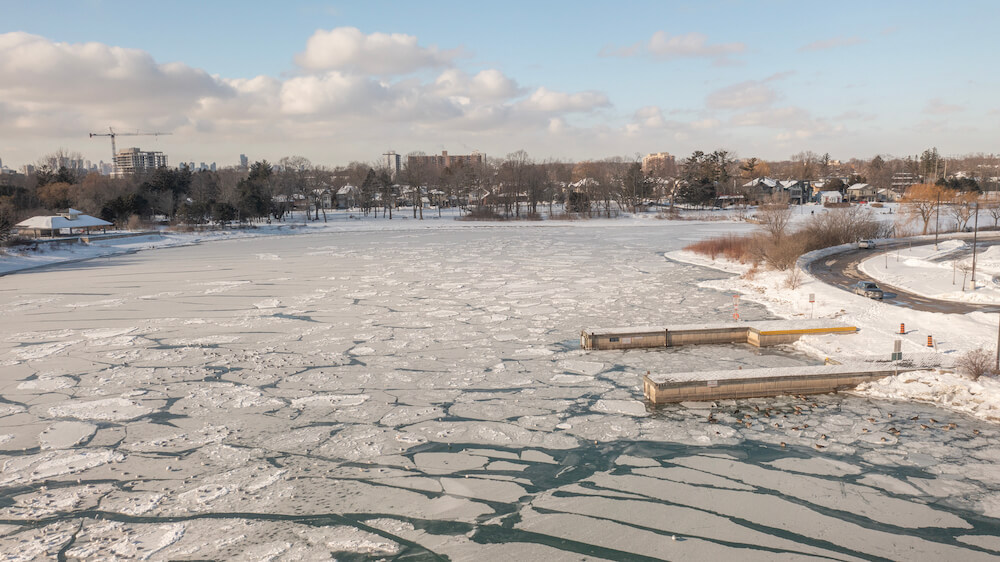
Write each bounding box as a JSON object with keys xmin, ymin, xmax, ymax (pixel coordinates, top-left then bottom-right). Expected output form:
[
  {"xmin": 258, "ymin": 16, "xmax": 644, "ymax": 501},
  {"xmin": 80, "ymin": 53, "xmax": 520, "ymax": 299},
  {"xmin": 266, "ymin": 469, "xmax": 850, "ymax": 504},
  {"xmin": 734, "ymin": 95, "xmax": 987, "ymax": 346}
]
[{"xmin": 1, "ymin": 217, "xmax": 999, "ymax": 558}]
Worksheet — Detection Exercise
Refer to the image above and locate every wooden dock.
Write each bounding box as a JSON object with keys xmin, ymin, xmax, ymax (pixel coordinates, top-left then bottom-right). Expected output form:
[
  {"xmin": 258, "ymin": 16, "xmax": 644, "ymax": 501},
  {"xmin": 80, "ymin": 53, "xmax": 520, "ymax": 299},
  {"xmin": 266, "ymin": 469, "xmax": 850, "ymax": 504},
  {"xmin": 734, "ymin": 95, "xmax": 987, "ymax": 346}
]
[
  {"xmin": 580, "ymin": 320, "xmax": 857, "ymax": 350},
  {"xmin": 642, "ymin": 364, "xmax": 908, "ymax": 404}
]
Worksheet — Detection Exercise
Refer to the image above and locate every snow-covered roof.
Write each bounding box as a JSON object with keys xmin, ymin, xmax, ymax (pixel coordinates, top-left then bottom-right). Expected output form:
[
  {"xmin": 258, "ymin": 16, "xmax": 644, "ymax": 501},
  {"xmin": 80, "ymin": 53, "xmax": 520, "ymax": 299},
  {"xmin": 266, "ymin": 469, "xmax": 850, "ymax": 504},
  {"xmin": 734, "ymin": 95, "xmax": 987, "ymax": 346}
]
[
  {"xmin": 742, "ymin": 177, "xmax": 779, "ymax": 188},
  {"xmin": 846, "ymin": 183, "xmax": 871, "ymax": 191},
  {"xmin": 16, "ymin": 212, "xmax": 112, "ymax": 230},
  {"xmin": 337, "ymin": 185, "xmax": 358, "ymax": 195},
  {"xmin": 779, "ymin": 180, "xmax": 800, "ymax": 189}
]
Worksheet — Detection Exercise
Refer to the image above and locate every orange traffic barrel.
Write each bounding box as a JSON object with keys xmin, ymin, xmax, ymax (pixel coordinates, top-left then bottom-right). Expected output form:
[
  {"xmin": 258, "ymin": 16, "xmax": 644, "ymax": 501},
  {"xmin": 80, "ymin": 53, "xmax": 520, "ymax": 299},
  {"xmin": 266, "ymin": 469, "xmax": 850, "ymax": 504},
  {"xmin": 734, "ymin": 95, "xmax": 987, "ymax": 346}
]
[{"xmin": 927, "ymin": 335, "xmax": 933, "ymax": 347}]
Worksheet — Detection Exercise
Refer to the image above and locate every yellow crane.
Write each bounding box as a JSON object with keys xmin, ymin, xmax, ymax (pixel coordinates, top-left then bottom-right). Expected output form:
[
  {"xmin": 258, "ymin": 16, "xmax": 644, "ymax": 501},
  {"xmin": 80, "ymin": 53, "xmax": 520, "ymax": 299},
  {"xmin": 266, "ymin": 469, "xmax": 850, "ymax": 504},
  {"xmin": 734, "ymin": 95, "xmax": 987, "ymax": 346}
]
[{"xmin": 89, "ymin": 127, "xmax": 171, "ymax": 176}]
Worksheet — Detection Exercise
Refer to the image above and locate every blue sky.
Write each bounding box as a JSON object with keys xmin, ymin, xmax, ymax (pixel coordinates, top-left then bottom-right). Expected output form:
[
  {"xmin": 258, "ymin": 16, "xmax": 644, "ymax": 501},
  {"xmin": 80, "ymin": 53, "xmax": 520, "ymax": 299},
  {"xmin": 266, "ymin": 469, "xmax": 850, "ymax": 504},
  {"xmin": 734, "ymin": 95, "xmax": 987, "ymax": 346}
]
[{"xmin": 1, "ymin": 0, "xmax": 997, "ymax": 169}]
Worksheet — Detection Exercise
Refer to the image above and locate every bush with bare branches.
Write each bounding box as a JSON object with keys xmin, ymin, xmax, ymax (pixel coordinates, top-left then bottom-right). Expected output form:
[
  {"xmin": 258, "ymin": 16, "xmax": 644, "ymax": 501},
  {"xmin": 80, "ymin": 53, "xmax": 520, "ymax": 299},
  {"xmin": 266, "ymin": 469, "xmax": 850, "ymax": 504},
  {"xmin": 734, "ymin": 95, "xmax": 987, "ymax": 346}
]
[
  {"xmin": 684, "ymin": 204, "xmax": 890, "ymax": 272},
  {"xmin": 784, "ymin": 267, "xmax": 802, "ymax": 289},
  {"xmin": 956, "ymin": 348, "xmax": 997, "ymax": 380},
  {"xmin": 683, "ymin": 234, "xmax": 755, "ymax": 262},
  {"xmin": 799, "ymin": 206, "xmax": 888, "ymax": 251}
]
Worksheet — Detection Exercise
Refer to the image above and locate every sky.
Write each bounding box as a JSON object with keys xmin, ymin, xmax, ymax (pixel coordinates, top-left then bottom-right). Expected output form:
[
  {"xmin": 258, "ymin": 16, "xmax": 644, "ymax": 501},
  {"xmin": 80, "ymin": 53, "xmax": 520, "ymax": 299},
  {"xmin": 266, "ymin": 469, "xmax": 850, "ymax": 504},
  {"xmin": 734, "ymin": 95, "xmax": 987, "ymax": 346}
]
[{"xmin": 0, "ymin": 0, "xmax": 998, "ymax": 170}]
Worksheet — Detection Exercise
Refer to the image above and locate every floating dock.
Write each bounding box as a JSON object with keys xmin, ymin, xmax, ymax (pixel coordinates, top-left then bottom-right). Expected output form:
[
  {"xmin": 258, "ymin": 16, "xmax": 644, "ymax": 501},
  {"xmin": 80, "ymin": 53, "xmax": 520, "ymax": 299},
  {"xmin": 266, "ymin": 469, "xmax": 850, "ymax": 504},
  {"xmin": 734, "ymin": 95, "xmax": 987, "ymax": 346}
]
[
  {"xmin": 580, "ymin": 320, "xmax": 857, "ymax": 350},
  {"xmin": 643, "ymin": 364, "xmax": 909, "ymax": 404}
]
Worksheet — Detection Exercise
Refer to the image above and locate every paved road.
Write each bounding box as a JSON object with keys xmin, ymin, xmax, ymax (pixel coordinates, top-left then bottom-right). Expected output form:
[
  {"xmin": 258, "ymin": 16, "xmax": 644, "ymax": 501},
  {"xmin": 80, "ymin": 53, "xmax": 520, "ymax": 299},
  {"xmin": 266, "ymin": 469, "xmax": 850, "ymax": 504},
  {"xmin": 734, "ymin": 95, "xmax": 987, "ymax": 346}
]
[{"xmin": 806, "ymin": 236, "xmax": 1000, "ymax": 314}]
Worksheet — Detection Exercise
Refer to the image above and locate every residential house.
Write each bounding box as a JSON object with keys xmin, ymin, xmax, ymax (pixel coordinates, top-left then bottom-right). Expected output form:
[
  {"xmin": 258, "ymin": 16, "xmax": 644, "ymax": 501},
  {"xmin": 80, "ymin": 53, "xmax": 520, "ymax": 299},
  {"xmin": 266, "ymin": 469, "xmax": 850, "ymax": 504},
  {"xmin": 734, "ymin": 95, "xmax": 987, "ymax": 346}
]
[
  {"xmin": 779, "ymin": 180, "xmax": 807, "ymax": 204},
  {"xmin": 845, "ymin": 183, "xmax": 877, "ymax": 202},
  {"xmin": 336, "ymin": 185, "xmax": 359, "ymax": 209},
  {"xmin": 819, "ymin": 191, "xmax": 843, "ymax": 204}
]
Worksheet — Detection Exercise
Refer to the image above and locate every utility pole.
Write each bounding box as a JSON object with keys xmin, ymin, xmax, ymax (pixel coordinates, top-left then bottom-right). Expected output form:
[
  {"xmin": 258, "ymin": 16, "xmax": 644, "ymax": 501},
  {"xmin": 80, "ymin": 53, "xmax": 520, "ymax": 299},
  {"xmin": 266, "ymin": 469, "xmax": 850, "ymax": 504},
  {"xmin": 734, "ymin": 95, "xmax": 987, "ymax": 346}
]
[
  {"xmin": 934, "ymin": 191, "xmax": 941, "ymax": 250},
  {"xmin": 970, "ymin": 202, "xmax": 980, "ymax": 290}
]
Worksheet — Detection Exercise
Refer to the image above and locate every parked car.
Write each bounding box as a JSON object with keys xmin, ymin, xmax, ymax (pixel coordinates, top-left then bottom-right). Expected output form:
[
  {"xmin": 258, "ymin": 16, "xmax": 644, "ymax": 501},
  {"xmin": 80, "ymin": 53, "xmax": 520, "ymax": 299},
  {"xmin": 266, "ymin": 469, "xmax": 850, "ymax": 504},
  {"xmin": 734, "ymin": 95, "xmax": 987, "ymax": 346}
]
[
  {"xmin": 852, "ymin": 281, "xmax": 884, "ymax": 299},
  {"xmin": 858, "ymin": 239, "xmax": 876, "ymax": 249}
]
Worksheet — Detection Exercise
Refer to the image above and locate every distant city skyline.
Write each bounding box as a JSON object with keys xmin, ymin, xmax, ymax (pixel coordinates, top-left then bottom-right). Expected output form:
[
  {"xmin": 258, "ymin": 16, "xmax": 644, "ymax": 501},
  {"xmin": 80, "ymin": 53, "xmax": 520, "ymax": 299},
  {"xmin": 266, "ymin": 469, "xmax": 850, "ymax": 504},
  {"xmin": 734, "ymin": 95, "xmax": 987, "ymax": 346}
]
[{"xmin": 1, "ymin": 0, "xmax": 998, "ymax": 170}]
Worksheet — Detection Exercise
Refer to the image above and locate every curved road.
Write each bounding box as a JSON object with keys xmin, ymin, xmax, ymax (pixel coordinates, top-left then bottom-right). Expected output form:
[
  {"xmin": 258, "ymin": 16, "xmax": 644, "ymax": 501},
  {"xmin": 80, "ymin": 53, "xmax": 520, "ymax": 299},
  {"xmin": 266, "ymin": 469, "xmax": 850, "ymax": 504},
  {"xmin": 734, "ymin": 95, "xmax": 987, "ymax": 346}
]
[{"xmin": 806, "ymin": 235, "xmax": 1000, "ymax": 314}]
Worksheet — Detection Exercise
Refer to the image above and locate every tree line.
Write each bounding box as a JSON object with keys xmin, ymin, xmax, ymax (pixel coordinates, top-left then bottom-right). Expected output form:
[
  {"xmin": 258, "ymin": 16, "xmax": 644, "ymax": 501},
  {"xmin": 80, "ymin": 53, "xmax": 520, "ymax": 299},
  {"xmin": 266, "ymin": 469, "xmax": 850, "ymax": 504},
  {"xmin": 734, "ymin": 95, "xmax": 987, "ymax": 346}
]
[{"xmin": 2, "ymin": 147, "xmax": 998, "ymax": 238}]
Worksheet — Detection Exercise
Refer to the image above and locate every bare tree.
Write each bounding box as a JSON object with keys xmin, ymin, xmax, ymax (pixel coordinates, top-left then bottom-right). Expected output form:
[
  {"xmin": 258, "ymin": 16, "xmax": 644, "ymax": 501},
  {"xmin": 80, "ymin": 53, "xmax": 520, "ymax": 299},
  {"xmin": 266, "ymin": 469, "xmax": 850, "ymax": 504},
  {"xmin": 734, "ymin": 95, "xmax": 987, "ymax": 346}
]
[
  {"xmin": 756, "ymin": 193, "xmax": 793, "ymax": 240},
  {"xmin": 949, "ymin": 192, "xmax": 977, "ymax": 231},
  {"xmin": 791, "ymin": 151, "xmax": 821, "ymax": 181},
  {"xmin": 497, "ymin": 150, "xmax": 532, "ymax": 218},
  {"xmin": 986, "ymin": 200, "xmax": 1000, "ymax": 227},
  {"xmin": 403, "ymin": 153, "xmax": 435, "ymax": 219},
  {"xmin": 901, "ymin": 184, "xmax": 947, "ymax": 234}
]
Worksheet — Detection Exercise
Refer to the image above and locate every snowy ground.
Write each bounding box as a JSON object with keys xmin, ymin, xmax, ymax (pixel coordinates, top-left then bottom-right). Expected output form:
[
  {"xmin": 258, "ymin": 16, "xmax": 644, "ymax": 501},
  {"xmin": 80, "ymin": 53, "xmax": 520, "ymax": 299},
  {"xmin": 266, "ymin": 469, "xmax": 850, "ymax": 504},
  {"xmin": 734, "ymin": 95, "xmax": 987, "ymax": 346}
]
[
  {"xmin": 2, "ymin": 218, "xmax": 1000, "ymax": 559},
  {"xmin": 671, "ymin": 240, "xmax": 1000, "ymax": 423},
  {"xmin": 860, "ymin": 238, "xmax": 1000, "ymax": 304}
]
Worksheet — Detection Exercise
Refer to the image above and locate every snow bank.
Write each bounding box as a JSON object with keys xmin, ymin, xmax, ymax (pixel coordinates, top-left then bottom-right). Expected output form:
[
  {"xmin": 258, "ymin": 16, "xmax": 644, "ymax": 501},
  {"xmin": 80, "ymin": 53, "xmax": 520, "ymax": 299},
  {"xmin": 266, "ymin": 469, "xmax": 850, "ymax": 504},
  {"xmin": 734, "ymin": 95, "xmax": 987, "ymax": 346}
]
[{"xmin": 856, "ymin": 370, "xmax": 1000, "ymax": 421}]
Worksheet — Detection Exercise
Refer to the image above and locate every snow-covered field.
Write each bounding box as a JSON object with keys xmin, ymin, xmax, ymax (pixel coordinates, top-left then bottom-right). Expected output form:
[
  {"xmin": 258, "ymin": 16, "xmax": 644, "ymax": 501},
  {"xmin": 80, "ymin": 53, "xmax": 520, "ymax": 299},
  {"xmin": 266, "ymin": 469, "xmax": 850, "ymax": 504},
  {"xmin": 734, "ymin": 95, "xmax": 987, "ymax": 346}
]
[
  {"xmin": 860, "ymin": 238, "xmax": 1000, "ymax": 303},
  {"xmin": 2, "ymin": 217, "xmax": 1000, "ymax": 559}
]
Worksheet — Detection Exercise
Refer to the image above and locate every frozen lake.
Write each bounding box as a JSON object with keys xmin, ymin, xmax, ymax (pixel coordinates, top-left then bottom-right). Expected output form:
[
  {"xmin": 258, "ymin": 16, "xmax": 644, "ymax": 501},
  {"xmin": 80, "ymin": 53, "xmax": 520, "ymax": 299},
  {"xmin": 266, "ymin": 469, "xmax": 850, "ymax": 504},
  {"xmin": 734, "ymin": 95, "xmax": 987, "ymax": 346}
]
[{"xmin": 2, "ymin": 223, "xmax": 999, "ymax": 560}]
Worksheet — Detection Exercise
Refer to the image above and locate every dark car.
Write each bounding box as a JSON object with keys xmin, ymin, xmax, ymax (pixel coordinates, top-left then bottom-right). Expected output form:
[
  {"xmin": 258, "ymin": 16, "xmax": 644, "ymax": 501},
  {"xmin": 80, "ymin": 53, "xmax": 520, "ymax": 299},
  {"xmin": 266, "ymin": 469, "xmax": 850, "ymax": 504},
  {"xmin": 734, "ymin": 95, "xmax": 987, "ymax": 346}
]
[{"xmin": 852, "ymin": 281, "xmax": 883, "ymax": 300}]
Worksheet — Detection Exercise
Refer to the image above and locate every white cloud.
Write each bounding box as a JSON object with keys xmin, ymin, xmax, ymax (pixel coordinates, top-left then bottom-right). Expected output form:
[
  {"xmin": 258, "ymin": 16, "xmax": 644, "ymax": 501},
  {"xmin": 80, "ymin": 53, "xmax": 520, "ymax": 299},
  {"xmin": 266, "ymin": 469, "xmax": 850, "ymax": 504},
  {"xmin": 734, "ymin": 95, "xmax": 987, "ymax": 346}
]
[
  {"xmin": 924, "ymin": 98, "xmax": 963, "ymax": 115},
  {"xmin": 0, "ymin": 32, "xmax": 231, "ymax": 119},
  {"xmin": 798, "ymin": 36, "xmax": 865, "ymax": 53},
  {"xmin": 433, "ymin": 69, "xmax": 522, "ymax": 101},
  {"xmin": 731, "ymin": 106, "xmax": 811, "ymax": 128},
  {"xmin": 0, "ymin": 31, "xmax": 618, "ymax": 160},
  {"xmin": 280, "ymin": 72, "xmax": 387, "ymax": 115},
  {"xmin": 690, "ymin": 118, "xmax": 721, "ymax": 130},
  {"xmin": 518, "ymin": 87, "xmax": 609, "ymax": 113},
  {"xmin": 706, "ymin": 81, "xmax": 778, "ymax": 109},
  {"xmin": 603, "ymin": 31, "xmax": 745, "ymax": 64},
  {"xmin": 295, "ymin": 27, "xmax": 459, "ymax": 75},
  {"xmin": 648, "ymin": 31, "xmax": 744, "ymax": 59},
  {"xmin": 633, "ymin": 106, "xmax": 666, "ymax": 128},
  {"xmin": 730, "ymin": 106, "xmax": 842, "ymax": 144}
]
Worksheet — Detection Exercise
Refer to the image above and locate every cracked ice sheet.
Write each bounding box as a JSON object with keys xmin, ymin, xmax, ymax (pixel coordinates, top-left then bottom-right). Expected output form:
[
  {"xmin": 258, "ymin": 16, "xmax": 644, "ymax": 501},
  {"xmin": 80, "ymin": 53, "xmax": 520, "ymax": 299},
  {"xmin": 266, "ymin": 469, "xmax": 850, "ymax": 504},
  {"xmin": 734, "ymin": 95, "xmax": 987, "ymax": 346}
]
[{"xmin": 1, "ymin": 223, "xmax": 999, "ymax": 559}]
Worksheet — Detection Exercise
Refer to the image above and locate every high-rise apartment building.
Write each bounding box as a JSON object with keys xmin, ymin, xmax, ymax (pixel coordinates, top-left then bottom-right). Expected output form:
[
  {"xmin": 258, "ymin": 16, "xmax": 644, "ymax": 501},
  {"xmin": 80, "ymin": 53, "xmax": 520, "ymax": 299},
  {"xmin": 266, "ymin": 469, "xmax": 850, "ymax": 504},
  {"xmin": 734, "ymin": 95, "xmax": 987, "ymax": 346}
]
[
  {"xmin": 642, "ymin": 152, "xmax": 676, "ymax": 176},
  {"xmin": 239, "ymin": 154, "xmax": 249, "ymax": 169},
  {"xmin": 383, "ymin": 151, "xmax": 401, "ymax": 179},
  {"xmin": 407, "ymin": 150, "xmax": 484, "ymax": 170},
  {"xmin": 114, "ymin": 147, "xmax": 167, "ymax": 177}
]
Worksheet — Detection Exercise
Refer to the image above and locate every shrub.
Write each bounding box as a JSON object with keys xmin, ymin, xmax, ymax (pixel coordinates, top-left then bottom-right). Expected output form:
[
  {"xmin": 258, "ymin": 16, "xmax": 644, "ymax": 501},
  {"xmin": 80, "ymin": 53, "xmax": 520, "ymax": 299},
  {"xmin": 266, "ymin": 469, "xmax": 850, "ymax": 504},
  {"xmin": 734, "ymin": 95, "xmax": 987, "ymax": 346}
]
[
  {"xmin": 783, "ymin": 267, "xmax": 802, "ymax": 289},
  {"xmin": 548, "ymin": 212, "xmax": 579, "ymax": 221},
  {"xmin": 457, "ymin": 207, "xmax": 504, "ymax": 221},
  {"xmin": 759, "ymin": 233, "xmax": 808, "ymax": 271},
  {"xmin": 657, "ymin": 207, "xmax": 680, "ymax": 220},
  {"xmin": 126, "ymin": 214, "xmax": 145, "ymax": 231},
  {"xmin": 956, "ymin": 348, "xmax": 996, "ymax": 380},
  {"xmin": 683, "ymin": 234, "xmax": 755, "ymax": 262}
]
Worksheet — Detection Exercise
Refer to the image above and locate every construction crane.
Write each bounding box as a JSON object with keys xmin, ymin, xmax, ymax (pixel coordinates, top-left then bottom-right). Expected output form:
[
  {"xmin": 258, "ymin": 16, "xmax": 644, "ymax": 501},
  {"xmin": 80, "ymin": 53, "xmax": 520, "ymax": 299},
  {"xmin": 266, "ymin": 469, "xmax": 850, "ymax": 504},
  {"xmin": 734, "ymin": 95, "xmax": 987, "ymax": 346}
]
[{"xmin": 89, "ymin": 127, "xmax": 171, "ymax": 176}]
